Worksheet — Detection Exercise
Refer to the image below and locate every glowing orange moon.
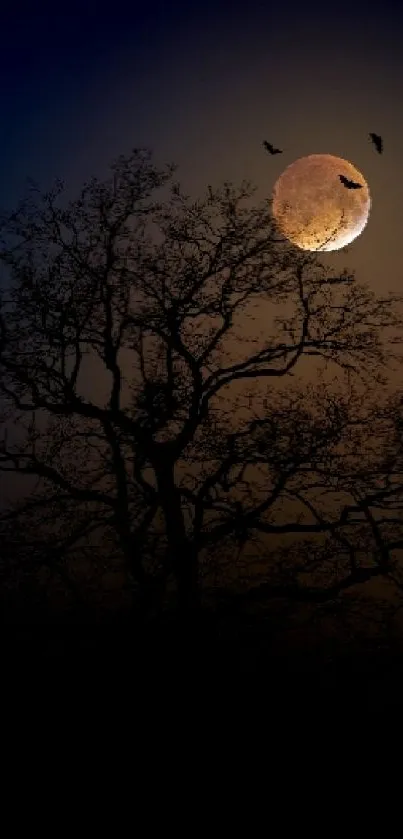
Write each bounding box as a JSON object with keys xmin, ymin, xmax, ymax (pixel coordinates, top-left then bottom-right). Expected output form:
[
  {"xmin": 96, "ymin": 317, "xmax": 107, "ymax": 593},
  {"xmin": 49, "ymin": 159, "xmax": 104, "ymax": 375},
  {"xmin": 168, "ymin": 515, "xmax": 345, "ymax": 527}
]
[{"xmin": 272, "ymin": 154, "xmax": 371, "ymax": 251}]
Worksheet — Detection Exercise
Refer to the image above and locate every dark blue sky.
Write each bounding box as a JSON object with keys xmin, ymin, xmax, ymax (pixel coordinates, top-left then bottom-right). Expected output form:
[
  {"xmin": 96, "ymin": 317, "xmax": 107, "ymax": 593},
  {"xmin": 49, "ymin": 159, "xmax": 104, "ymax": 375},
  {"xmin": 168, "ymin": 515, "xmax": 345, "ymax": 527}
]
[
  {"xmin": 2, "ymin": 0, "xmax": 403, "ymax": 511},
  {"xmin": 2, "ymin": 0, "xmax": 403, "ymax": 289}
]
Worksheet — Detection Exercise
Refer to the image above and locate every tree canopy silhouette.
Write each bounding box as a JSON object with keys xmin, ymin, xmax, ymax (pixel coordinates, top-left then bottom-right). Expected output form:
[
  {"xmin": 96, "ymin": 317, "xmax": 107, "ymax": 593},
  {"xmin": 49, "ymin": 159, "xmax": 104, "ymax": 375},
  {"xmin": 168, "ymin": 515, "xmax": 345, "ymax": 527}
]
[{"xmin": 2, "ymin": 147, "xmax": 403, "ymax": 624}]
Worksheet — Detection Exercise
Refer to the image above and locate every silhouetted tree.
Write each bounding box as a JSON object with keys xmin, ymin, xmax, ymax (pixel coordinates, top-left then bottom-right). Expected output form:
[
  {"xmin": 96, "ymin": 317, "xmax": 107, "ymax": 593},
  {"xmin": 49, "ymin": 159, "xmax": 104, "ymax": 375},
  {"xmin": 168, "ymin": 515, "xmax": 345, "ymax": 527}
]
[{"xmin": 1, "ymin": 147, "xmax": 403, "ymax": 628}]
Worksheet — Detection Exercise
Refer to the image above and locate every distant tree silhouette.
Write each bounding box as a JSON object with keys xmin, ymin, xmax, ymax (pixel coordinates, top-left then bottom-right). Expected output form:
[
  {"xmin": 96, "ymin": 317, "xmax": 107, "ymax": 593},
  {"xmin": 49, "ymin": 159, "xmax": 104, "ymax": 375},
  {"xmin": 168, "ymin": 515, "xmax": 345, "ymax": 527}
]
[{"xmin": 1, "ymin": 147, "xmax": 403, "ymax": 627}]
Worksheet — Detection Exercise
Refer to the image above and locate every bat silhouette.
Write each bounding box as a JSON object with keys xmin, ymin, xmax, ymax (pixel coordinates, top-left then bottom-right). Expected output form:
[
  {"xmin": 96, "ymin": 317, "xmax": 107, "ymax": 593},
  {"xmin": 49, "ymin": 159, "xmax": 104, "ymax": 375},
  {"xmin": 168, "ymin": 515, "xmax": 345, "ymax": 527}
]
[
  {"xmin": 339, "ymin": 174, "xmax": 363, "ymax": 189},
  {"xmin": 263, "ymin": 140, "xmax": 283, "ymax": 155},
  {"xmin": 369, "ymin": 132, "xmax": 383, "ymax": 154}
]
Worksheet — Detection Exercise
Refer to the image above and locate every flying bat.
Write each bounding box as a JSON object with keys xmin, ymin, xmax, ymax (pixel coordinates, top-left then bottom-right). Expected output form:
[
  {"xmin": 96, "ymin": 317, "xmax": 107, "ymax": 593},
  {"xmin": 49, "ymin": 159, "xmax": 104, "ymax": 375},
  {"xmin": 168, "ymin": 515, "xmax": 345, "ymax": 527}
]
[
  {"xmin": 263, "ymin": 140, "xmax": 283, "ymax": 155},
  {"xmin": 339, "ymin": 174, "xmax": 363, "ymax": 189},
  {"xmin": 369, "ymin": 132, "xmax": 383, "ymax": 154}
]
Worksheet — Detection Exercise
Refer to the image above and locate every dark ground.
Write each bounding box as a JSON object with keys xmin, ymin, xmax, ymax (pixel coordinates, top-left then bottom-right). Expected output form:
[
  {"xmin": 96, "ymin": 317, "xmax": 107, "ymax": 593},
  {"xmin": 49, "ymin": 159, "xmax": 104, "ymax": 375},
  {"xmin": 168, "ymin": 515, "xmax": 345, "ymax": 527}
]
[{"xmin": 3, "ymin": 600, "xmax": 403, "ymax": 717}]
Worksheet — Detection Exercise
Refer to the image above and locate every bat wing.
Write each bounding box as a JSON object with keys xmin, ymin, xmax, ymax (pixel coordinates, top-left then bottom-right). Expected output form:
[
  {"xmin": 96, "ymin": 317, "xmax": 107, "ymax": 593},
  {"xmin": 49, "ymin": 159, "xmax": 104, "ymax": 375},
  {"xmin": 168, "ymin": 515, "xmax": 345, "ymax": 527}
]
[
  {"xmin": 263, "ymin": 140, "xmax": 282, "ymax": 154},
  {"xmin": 370, "ymin": 132, "xmax": 383, "ymax": 153},
  {"xmin": 339, "ymin": 175, "xmax": 362, "ymax": 189}
]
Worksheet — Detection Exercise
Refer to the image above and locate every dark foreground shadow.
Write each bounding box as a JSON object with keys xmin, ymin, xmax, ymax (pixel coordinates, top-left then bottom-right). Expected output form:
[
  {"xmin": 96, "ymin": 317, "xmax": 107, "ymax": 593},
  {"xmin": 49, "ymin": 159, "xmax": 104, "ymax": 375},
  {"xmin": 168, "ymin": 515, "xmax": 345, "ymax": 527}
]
[{"xmin": 3, "ymin": 603, "xmax": 403, "ymax": 719}]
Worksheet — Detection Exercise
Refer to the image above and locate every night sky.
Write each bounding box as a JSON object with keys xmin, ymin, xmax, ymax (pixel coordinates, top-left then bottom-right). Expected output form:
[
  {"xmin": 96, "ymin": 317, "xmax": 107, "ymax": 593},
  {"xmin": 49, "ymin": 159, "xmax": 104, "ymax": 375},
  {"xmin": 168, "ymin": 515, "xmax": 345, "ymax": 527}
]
[
  {"xmin": 3, "ymin": 1, "xmax": 403, "ymax": 688},
  {"xmin": 2, "ymin": 0, "xmax": 403, "ymax": 295}
]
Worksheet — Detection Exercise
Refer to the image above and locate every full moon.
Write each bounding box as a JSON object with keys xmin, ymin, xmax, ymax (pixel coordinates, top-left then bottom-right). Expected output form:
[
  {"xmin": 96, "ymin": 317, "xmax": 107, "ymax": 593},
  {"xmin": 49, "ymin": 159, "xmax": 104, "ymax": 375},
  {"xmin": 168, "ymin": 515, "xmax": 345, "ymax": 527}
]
[{"xmin": 272, "ymin": 154, "xmax": 371, "ymax": 251}]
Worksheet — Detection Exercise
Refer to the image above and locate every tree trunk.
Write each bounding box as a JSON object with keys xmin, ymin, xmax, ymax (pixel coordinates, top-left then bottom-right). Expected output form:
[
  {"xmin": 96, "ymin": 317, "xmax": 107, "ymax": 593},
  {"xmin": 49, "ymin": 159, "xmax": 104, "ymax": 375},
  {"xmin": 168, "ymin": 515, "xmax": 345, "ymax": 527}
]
[
  {"xmin": 114, "ymin": 515, "xmax": 163, "ymax": 623},
  {"xmin": 155, "ymin": 462, "xmax": 201, "ymax": 626},
  {"xmin": 174, "ymin": 540, "xmax": 200, "ymax": 618}
]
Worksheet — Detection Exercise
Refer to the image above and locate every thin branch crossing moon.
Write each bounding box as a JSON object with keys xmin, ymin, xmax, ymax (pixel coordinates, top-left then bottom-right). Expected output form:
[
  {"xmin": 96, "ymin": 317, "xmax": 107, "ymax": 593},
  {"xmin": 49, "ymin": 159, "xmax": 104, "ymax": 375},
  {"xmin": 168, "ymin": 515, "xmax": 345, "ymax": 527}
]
[{"xmin": 272, "ymin": 154, "xmax": 371, "ymax": 251}]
